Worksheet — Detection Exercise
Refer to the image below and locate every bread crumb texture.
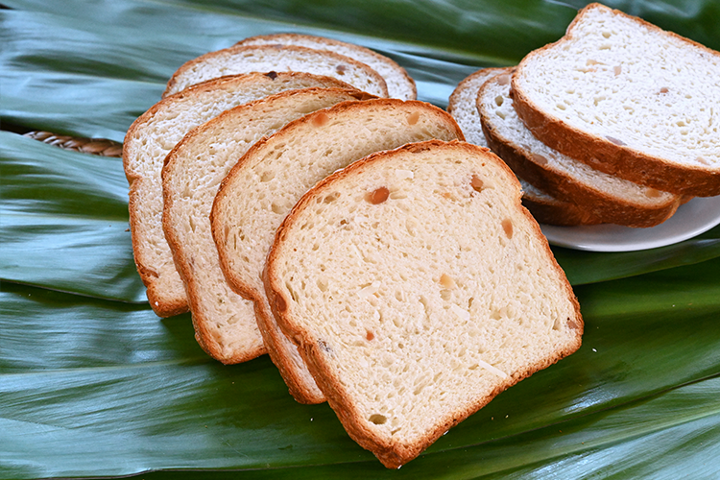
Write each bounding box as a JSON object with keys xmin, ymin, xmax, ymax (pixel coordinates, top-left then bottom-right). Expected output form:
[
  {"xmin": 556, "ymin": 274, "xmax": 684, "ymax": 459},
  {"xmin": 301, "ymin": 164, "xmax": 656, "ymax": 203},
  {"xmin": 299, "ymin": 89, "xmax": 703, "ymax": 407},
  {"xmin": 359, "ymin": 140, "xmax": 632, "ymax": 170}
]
[
  {"xmin": 268, "ymin": 141, "xmax": 582, "ymax": 466},
  {"xmin": 515, "ymin": 4, "xmax": 720, "ymax": 168}
]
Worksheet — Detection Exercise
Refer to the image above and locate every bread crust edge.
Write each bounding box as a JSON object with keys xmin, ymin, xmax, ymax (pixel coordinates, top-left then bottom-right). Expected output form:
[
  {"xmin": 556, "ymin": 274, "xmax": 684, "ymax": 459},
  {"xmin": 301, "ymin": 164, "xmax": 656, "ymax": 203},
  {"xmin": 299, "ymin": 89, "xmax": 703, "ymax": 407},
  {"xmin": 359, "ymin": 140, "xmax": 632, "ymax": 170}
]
[
  {"xmin": 264, "ymin": 139, "xmax": 583, "ymax": 468},
  {"xmin": 511, "ymin": 2, "xmax": 720, "ymax": 197}
]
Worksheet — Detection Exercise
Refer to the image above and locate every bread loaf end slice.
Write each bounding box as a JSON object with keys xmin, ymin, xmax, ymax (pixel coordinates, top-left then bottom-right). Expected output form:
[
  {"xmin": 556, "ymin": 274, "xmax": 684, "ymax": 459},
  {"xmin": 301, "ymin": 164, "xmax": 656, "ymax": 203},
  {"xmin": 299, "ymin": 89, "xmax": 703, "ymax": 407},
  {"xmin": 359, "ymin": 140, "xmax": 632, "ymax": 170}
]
[
  {"xmin": 265, "ymin": 139, "xmax": 583, "ymax": 468},
  {"xmin": 211, "ymin": 99, "xmax": 464, "ymax": 403}
]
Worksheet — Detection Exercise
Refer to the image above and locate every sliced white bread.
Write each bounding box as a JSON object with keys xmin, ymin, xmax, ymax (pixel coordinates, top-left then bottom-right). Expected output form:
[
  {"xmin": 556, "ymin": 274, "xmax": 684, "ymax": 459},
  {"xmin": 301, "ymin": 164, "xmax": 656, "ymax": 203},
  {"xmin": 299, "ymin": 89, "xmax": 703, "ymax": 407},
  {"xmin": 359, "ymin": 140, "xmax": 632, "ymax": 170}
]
[
  {"xmin": 164, "ymin": 44, "xmax": 389, "ymax": 98},
  {"xmin": 448, "ymin": 66, "xmax": 602, "ymax": 226},
  {"xmin": 264, "ymin": 139, "xmax": 583, "ymax": 468},
  {"xmin": 123, "ymin": 72, "xmax": 354, "ymax": 317},
  {"xmin": 162, "ymin": 87, "xmax": 372, "ymax": 365},
  {"xmin": 479, "ymin": 70, "xmax": 683, "ymax": 228},
  {"xmin": 211, "ymin": 99, "xmax": 464, "ymax": 404},
  {"xmin": 512, "ymin": 2, "xmax": 720, "ymax": 197},
  {"xmin": 236, "ymin": 33, "xmax": 416, "ymax": 100}
]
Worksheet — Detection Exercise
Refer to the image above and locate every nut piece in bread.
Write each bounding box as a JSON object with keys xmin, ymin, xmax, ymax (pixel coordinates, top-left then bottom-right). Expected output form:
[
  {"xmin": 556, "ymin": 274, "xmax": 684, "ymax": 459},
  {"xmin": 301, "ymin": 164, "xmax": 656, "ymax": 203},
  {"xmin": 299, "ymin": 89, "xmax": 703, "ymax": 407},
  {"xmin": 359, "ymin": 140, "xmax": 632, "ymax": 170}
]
[
  {"xmin": 512, "ymin": 3, "xmax": 720, "ymax": 197},
  {"xmin": 123, "ymin": 72, "xmax": 354, "ymax": 317},
  {"xmin": 264, "ymin": 139, "xmax": 583, "ymax": 468},
  {"xmin": 211, "ymin": 99, "xmax": 464, "ymax": 404},
  {"xmin": 162, "ymin": 87, "xmax": 373, "ymax": 365},
  {"xmin": 237, "ymin": 33, "xmax": 416, "ymax": 100}
]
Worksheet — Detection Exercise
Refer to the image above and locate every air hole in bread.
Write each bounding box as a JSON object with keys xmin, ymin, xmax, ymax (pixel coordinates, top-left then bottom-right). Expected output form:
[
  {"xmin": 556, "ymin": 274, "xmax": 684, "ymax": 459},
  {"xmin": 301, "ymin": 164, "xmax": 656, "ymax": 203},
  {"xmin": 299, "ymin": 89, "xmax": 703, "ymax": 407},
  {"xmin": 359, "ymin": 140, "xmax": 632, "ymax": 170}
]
[
  {"xmin": 260, "ymin": 170, "xmax": 275, "ymax": 182},
  {"xmin": 556, "ymin": 103, "xmax": 566, "ymax": 111},
  {"xmin": 496, "ymin": 74, "xmax": 511, "ymax": 85},
  {"xmin": 271, "ymin": 202, "xmax": 284, "ymax": 214},
  {"xmin": 322, "ymin": 192, "xmax": 340, "ymax": 203},
  {"xmin": 335, "ymin": 64, "xmax": 347, "ymax": 75},
  {"xmin": 502, "ymin": 219, "xmax": 514, "ymax": 239},
  {"xmin": 366, "ymin": 330, "xmax": 375, "ymax": 341},
  {"xmin": 494, "ymin": 95, "xmax": 504, "ymax": 107},
  {"xmin": 567, "ymin": 318, "xmax": 580, "ymax": 329},
  {"xmin": 365, "ymin": 186, "xmax": 390, "ymax": 204},
  {"xmin": 613, "ymin": 65, "xmax": 622, "ymax": 75},
  {"xmin": 369, "ymin": 414, "xmax": 387, "ymax": 425}
]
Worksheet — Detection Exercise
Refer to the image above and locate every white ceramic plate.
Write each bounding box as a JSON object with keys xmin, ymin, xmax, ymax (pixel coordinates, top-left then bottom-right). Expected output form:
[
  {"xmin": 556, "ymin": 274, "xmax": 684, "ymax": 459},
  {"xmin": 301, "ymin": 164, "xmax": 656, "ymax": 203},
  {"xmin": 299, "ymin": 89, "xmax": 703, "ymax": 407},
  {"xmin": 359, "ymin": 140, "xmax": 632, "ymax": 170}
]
[{"xmin": 541, "ymin": 196, "xmax": 720, "ymax": 252}]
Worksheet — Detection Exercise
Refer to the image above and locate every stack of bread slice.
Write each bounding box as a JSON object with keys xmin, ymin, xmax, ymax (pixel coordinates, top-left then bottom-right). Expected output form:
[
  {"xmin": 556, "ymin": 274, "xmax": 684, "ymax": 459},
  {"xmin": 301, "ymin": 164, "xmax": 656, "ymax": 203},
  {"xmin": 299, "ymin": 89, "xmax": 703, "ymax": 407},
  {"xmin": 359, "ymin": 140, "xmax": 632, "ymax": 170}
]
[
  {"xmin": 449, "ymin": 2, "xmax": 720, "ymax": 227},
  {"xmin": 124, "ymin": 32, "xmax": 584, "ymax": 468}
]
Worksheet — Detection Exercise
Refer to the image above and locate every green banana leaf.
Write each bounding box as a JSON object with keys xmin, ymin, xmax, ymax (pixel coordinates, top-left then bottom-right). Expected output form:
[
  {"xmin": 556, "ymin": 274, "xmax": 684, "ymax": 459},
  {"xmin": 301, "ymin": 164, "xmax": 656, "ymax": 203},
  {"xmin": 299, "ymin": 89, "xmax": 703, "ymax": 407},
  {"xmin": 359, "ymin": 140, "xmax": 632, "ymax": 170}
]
[{"xmin": 2, "ymin": 1, "xmax": 720, "ymax": 478}]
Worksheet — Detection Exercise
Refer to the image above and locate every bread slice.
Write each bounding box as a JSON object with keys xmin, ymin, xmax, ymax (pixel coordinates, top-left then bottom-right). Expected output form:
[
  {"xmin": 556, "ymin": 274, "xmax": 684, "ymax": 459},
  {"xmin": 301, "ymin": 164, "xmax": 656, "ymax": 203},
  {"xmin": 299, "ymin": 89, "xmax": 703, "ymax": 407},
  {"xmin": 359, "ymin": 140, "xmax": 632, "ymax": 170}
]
[
  {"xmin": 123, "ymin": 72, "xmax": 354, "ymax": 317},
  {"xmin": 164, "ymin": 44, "xmax": 389, "ymax": 98},
  {"xmin": 448, "ymin": 67, "xmax": 602, "ymax": 226},
  {"xmin": 236, "ymin": 33, "xmax": 416, "ymax": 100},
  {"xmin": 512, "ymin": 3, "xmax": 720, "ymax": 197},
  {"xmin": 162, "ymin": 87, "xmax": 372, "ymax": 365},
  {"xmin": 479, "ymin": 70, "xmax": 683, "ymax": 227},
  {"xmin": 264, "ymin": 139, "xmax": 583, "ymax": 468},
  {"xmin": 211, "ymin": 99, "xmax": 464, "ymax": 404}
]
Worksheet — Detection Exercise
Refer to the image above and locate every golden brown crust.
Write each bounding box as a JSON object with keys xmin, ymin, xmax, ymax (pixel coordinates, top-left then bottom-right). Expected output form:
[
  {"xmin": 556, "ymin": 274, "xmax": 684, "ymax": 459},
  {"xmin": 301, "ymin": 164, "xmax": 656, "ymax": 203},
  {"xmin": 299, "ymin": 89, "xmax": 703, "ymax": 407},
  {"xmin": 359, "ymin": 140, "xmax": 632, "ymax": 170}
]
[
  {"xmin": 236, "ymin": 33, "xmax": 417, "ymax": 100},
  {"xmin": 512, "ymin": 3, "xmax": 720, "ymax": 197},
  {"xmin": 164, "ymin": 44, "xmax": 389, "ymax": 98},
  {"xmin": 478, "ymin": 76, "xmax": 682, "ymax": 228},
  {"xmin": 264, "ymin": 139, "xmax": 582, "ymax": 468}
]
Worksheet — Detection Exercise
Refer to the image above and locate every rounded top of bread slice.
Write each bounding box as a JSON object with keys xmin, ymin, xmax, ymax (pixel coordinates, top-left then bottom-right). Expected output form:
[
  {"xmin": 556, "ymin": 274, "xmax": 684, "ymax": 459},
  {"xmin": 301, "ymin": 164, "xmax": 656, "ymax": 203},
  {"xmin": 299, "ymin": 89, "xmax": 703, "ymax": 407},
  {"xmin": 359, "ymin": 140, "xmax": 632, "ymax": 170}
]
[
  {"xmin": 447, "ymin": 66, "xmax": 511, "ymax": 147},
  {"xmin": 264, "ymin": 139, "xmax": 583, "ymax": 468},
  {"xmin": 164, "ymin": 44, "xmax": 389, "ymax": 98},
  {"xmin": 512, "ymin": 3, "xmax": 720, "ymax": 196},
  {"xmin": 237, "ymin": 33, "xmax": 416, "ymax": 100}
]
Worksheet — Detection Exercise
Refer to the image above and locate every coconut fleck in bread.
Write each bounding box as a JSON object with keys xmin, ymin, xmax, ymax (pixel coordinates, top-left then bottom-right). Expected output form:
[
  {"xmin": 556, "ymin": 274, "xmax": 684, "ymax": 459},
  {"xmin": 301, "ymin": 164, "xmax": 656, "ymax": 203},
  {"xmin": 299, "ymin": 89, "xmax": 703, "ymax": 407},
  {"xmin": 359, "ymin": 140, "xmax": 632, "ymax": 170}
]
[
  {"xmin": 264, "ymin": 139, "xmax": 583, "ymax": 468},
  {"xmin": 448, "ymin": 66, "xmax": 602, "ymax": 226},
  {"xmin": 162, "ymin": 87, "xmax": 373, "ymax": 367},
  {"xmin": 123, "ymin": 72, "xmax": 354, "ymax": 317},
  {"xmin": 236, "ymin": 33, "xmax": 416, "ymax": 100},
  {"xmin": 211, "ymin": 99, "xmax": 463, "ymax": 404},
  {"xmin": 512, "ymin": 3, "xmax": 720, "ymax": 197},
  {"xmin": 164, "ymin": 44, "xmax": 389, "ymax": 98},
  {"xmin": 479, "ymin": 70, "xmax": 683, "ymax": 227}
]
